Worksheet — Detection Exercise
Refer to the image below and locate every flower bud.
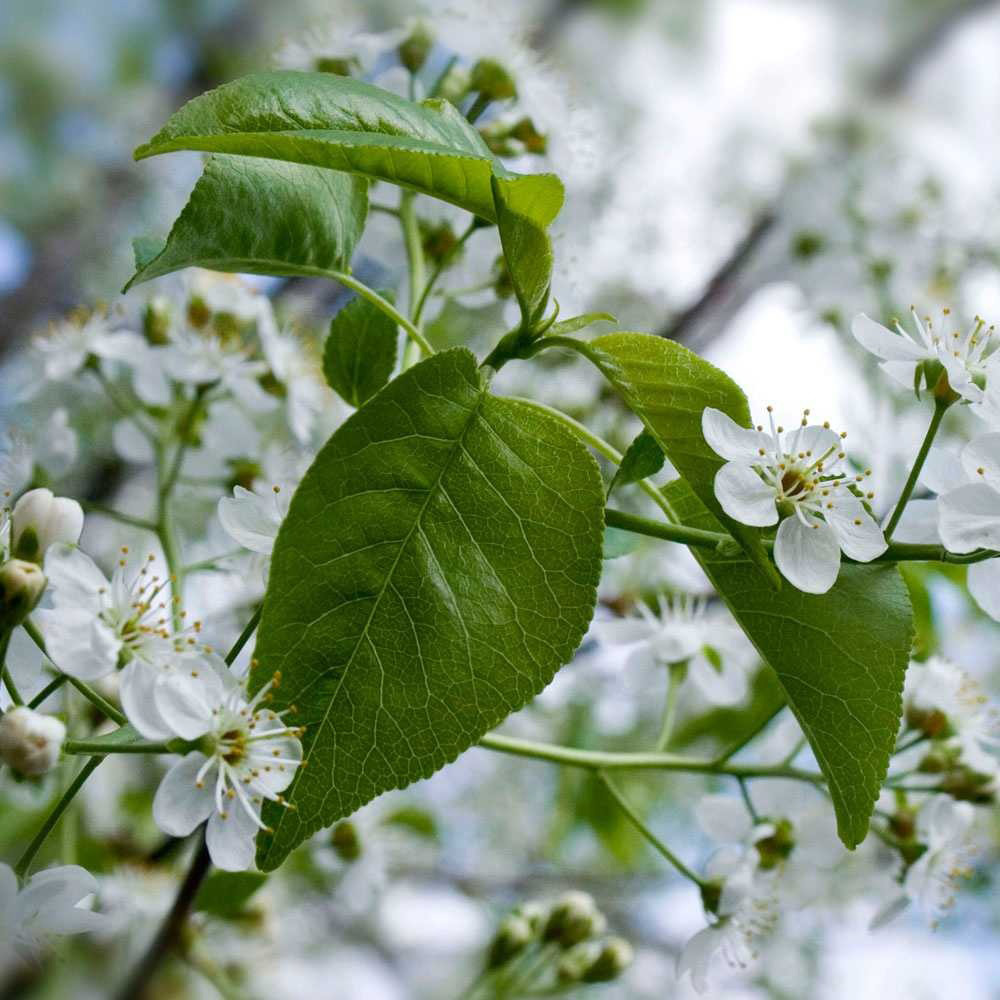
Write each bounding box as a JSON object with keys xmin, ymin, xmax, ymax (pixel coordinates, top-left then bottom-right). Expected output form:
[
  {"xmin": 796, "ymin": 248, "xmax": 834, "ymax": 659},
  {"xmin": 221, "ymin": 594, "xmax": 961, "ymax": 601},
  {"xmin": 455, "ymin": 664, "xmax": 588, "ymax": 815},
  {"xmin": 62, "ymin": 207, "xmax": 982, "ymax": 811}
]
[
  {"xmin": 469, "ymin": 59, "xmax": 517, "ymax": 101},
  {"xmin": 11, "ymin": 489, "xmax": 84, "ymax": 563},
  {"xmin": 0, "ymin": 559, "xmax": 47, "ymax": 628},
  {"xmin": 755, "ymin": 817, "xmax": 795, "ymax": 870},
  {"xmin": 558, "ymin": 937, "xmax": 634, "ymax": 984},
  {"xmin": 398, "ymin": 22, "xmax": 433, "ymax": 73},
  {"xmin": 487, "ymin": 913, "xmax": 535, "ymax": 969},
  {"xmin": 330, "ymin": 819, "xmax": 362, "ymax": 862},
  {"xmin": 543, "ymin": 891, "xmax": 606, "ymax": 948},
  {"xmin": 0, "ymin": 707, "xmax": 65, "ymax": 777},
  {"xmin": 143, "ymin": 297, "xmax": 171, "ymax": 346}
]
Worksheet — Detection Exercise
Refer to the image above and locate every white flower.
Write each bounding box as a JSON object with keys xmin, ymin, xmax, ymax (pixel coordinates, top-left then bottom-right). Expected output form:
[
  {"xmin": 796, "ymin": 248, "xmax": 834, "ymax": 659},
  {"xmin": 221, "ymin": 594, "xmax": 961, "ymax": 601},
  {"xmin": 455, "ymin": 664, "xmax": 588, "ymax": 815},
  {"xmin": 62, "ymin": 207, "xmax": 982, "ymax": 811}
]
[
  {"xmin": 30, "ymin": 312, "xmax": 147, "ymax": 387},
  {"xmin": 852, "ymin": 309, "xmax": 999, "ymax": 402},
  {"xmin": 702, "ymin": 406, "xmax": 887, "ymax": 593},
  {"xmin": 218, "ymin": 482, "xmax": 292, "ymax": 558},
  {"xmin": 164, "ymin": 329, "xmax": 274, "ymax": 412},
  {"xmin": 10, "ymin": 489, "xmax": 83, "ymax": 564},
  {"xmin": 138, "ymin": 659, "xmax": 303, "ymax": 871},
  {"xmin": 905, "ymin": 656, "xmax": 1000, "ymax": 776},
  {"xmin": 34, "ymin": 544, "xmax": 192, "ymax": 681},
  {"xmin": 591, "ymin": 595, "xmax": 753, "ymax": 705},
  {"xmin": 677, "ymin": 849, "xmax": 777, "ymax": 994},
  {"xmin": 259, "ymin": 318, "xmax": 333, "ymax": 445},
  {"xmin": 0, "ymin": 707, "xmax": 65, "ymax": 777},
  {"xmin": 185, "ymin": 270, "xmax": 273, "ymax": 324},
  {"xmin": 0, "ymin": 862, "xmax": 102, "ymax": 967},
  {"xmin": 273, "ymin": 19, "xmax": 405, "ymax": 73},
  {"xmin": 875, "ymin": 795, "xmax": 976, "ymax": 928}
]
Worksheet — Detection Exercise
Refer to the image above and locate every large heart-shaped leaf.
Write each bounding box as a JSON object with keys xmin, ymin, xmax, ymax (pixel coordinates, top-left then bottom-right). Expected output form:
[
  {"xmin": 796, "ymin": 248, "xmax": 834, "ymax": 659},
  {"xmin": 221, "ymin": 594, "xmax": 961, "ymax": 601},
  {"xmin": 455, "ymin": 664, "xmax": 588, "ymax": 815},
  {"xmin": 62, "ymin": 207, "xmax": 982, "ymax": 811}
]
[
  {"xmin": 251, "ymin": 348, "xmax": 604, "ymax": 869},
  {"xmin": 582, "ymin": 332, "xmax": 779, "ymax": 586},
  {"xmin": 663, "ymin": 479, "xmax": 913, "ymax": 848},
  {"xmin": 135, "ymin": 71, "xmax": 562, "ymax": 228},
  {"xmin": 124, "ymin": 154, "xmax": 368, "ymax": 290}
]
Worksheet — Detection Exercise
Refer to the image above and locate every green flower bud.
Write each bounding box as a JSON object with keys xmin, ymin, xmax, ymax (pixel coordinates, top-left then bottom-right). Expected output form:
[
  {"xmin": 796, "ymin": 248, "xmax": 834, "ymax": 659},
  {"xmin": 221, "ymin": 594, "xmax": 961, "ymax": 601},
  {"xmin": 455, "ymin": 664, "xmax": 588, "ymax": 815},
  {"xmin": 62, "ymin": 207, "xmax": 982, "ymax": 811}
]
[
  {"xmin": 315, "ymin": 56, "xmax": 360, "ymax": 77},
  {"xmin": 331, "ymin": 819, "xmax": 363, "ymax": 862},
  {"xmin": 420, "ymin": 220, "xmax": 461, "ymax": 264},
  {"xmin": 469, "ymin": 59, "xmax": 517, "ymax": 101},
  {"xmin": 543, "ymin": 891, "xmax": 606, "ymax": 948},
  {"xmin": 581, "ymin": 937, "xmax": 635, "ymax": 983},
  {"xmin": 437, "ymin": 64, "xmax": 471, "ymax": 105},
  {"xmin": 755, "ymin": 817, "xmax": 795, "ymax": 870},
  {"xmin": 143, "ymin": 297, "xmax": 172, "ymax": 346},
  {"xmin": 0, "ymin": 559, "xmax": 47, "ymax": 629},
  {"xmin": 487, "ymin": 913, "xmax": 535, "ymax": 969},
  {"xmin": 399, "ymin": 23, "xmax": 434, "ymax": 73}
]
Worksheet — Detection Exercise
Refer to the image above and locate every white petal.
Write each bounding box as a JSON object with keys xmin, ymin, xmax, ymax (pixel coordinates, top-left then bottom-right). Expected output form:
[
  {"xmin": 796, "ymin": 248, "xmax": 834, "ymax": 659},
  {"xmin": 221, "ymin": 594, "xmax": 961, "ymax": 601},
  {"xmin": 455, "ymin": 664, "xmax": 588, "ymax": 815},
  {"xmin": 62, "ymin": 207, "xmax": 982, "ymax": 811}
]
[
  {"xmin": 152, "ymin": 753, "xmax": 215, "ymax": 836},
  {"xmin": 701, "ymin": 408, "xmax": 771, "ymax": 462},
  {"xmin": 218, "ymin": 487, "xmax": 282, "ymax": 555},
  {"xmin": 922, "ymin": 793, "xmax": 974, "ymax": 845},
  {"xmin": 787, "ymin": 424, "xmax": 840, "ymax": 460},
  {"xmin": 852, "ymin": 314, "xmax": 929, "ymax": 362},
  {"xmin": 120, "ymin": 662, "xmax": 173, "ymax": 741},
  {"xmin": 968, "ymin": 559, "xmax": 1000, "ymax": 621},
  {"xmin": 112, "ymin": 420, "xmax": 155, "ymax": 465},
  {"xmin": 92, "ymin": 331, "xmax": 148, "ymax": 362},
  {"xmin": 154, "ymin": 672, "xmax": 217, "ymax": 741},
  {"xmin": 962, "ymin": 434, "xmax": 1000, "ymax": 492},
  {"xmin": 688, "ymin": 656, "xmax": 748, "ymax": 706},
  {"xmin": 19, "ymin": 865, "xmax": 102, "ymax": 935},
  {"xmin": 590, "ymin": 617, "xmax": 658, "ymax": 647},
  {"xmin": 714, "ymin": 463, "xmax": 777, "ymax": 527},
  {"xmin": 695, "ymin": 794, "xmax": 752, "ymax": 843},
  {"xmin": 890, "ymin": 499, "xmax": 942, "ymax": 544},
  {"xmin": 920, "ymin": 447, "xmax": 967, "ymax": 494},
  {"xmin": 43, "ymin": 544, "xmax": 107, "ymax": 611},
  {"xmin": 881, "ymin": 361, "xmax": 920, "ymax": 389},
  {"xmin": 825, "ymin": 495, "xmax": 887, "ymax": 562},
  {"xmin": 938, "ymin": 483, "xmax": 1000, "ymax": 553},
  {"xmin": 206, "ymin": 804, "xmax": 259, "ymax": 872},
  {"xmin": 36, "ymin": 609, "xmax": 120, "ymax": 680},
  {"xmin": 774, "ymin": 516, "xmax": 841, "ymax": 593}
]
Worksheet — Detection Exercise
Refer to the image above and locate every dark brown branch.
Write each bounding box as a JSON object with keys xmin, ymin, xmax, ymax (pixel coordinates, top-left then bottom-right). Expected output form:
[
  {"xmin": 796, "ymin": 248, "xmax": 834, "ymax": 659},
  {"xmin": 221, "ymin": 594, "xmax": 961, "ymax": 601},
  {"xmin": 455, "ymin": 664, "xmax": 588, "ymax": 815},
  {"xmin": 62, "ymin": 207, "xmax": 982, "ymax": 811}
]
[{"xmin": 115, "ymin": 835, "xmax": 212, "ymax": 1000}]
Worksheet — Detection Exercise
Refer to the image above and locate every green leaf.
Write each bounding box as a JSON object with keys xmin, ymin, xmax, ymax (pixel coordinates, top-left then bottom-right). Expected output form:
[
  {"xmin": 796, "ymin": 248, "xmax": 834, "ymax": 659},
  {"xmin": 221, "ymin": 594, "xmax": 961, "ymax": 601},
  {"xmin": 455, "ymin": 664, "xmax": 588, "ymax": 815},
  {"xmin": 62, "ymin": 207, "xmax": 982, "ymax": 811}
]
[
  {"xmin": 323, "ymin": 294, "xmax": 398, "ymax": 407},
  {"xmin": 251, "ymin": 347, "xmax": 604, "ymax": 869},
  {"xmin": 545, "ymin": 312, "xmax": 617, "ymax": 337},
  {"xmin": 492, "ymin": 175, "xmax": 557, "ymax": 329},
  {"xmin": 584, "ymin": 332, "xmax": 779, "ymax": 587},
  {"xmin": 663, "ymin": 479, "xmax": 913, "ymax": 848},
  {"xmin": 194, "ymin": 871, "xmax": 267, "ymax": 918},
  {"xmin": 135, "ymin": 71, "xmax": 562, "ymax": 228},
  {"xmin": 124, "ymin": 154, "xmax": 368, "ymax": 290},
  {"xmin": 608, "ymin": 429, "xmax": 664, "ymax": 496}
]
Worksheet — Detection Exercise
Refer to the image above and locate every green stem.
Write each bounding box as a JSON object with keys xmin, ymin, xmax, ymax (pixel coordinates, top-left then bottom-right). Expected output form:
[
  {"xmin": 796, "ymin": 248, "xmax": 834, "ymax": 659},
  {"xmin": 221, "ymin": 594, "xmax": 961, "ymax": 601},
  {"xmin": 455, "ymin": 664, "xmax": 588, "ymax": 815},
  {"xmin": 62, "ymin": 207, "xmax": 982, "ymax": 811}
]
[
  {"xmin": 466, "ymin": 92, "xmax": 491, "ymax": 124},
  {"xmin": 655, "ymin": 662, "xmax": 686, "ymax": 752},
  {"xmin": 479, "ymin": 732, "xmax": 823, "ymax": 783},
  {"xmin": 335, "ymin": 268, "xmax": 434, "ymax": 356},
  {"xmin": 597, "ymin": 771, "xmax": 706, "ymax": 887},
  {"xmin": 894, "ymin": 732, "xmax": 929, "ymax": 756},
  {"xmin": 160, "ymin": 386, "xmax": 210, "ymax": 503},
  {"xmin": 66, "ymin": 677, "xmax": 127, "ymax": 726},
  {"xmin": 92, "ymin": 368, "xmax": 157, "ymax": 441},
  {"xmin": 21, "ymin": 620, "xmax": 127, "ymax": 725},
  {"xmin": 63, "ymin": 739, "xmax": 173, "ymax": 755},
  {"xmin": 606, "ymin": 507, "xmax": 998, "ymax": 565},
  {"xmin": 27, "ymin": 673, "xmax": 68, "ymax": 709},
  {"xmin": 80, "ymin": 502, "xmax": 157, "ymax": 533},
  {"xmin": 714, "ymin": 702, "xmax": 786, "ymax": 764},
  {"xmin": 227, "ymin": 606, "xmax": 262, "ymax": 667},
  {"xmin": 413, "ymin": 221, "xmax": 478, "ymax": 325},
  {"xmin": 15, "ymin": 756, "xmax": 103, "ymax": 878},
  {"xmin": 400, "ymin": 191, "xmax": 429, "ymax": 370},
  {"xmin": 0, "ymin": 627, "xmax": 22, "ymax": 706},
  {"xmin": 884, "ymin": 397, "xmax": 950, "ymax": 540},
  {"xmin": 181, "ymin": 550, "xmax": 245, "ymax": 575}
]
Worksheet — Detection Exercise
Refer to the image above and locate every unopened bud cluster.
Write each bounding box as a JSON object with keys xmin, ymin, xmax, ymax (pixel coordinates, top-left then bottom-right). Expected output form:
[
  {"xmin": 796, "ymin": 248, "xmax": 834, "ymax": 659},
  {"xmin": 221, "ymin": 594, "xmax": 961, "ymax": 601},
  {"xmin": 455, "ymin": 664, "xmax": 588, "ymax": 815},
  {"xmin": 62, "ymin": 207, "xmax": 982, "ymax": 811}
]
[{"xmin": 484, "ymin": 891, "xmax": 632, "ymax": 987}]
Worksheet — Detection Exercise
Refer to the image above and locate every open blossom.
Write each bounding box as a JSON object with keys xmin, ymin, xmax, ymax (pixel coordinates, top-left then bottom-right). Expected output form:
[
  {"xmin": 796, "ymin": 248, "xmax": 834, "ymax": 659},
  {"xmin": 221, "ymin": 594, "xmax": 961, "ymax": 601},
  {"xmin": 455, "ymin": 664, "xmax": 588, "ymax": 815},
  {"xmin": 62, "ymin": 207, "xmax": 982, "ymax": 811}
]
[
  {"xmin": 852, "ymin": 309, "xmax": 999, "ymax": 402},
  {"xmin": 905, "ymin": 657, "xmax": 1000, "ymax": 776},
  {"xmin": 702, "ymin": 406, "xmax": 886, "ymax": 593},
  {"xmin": 0, "ymin": 862, "xmax": 102, "ymax": 967},
  {"xmin": 218, "ymin": 482, "xmax": 293, "ymax": 557},
  {"xmin": 875, "ymin": 795, "xmax": 976, "ymax": 928},
  {"xmin": 34, "ymin": 544, "xmax": 195, "ymax": 681},
  {"xmin": 164, "ymin": 329, "xmax": 274, "ymax": 411},
  {"xmin": 135, "ymin": 658, "xmax": 303, "ymax": 871},
  {"xmin": 677, "ymin": 848, "xmax": 778, "ymax": 994},
  {"xmin": 591, "ymin": 594, "xmax": 754, "ymax": 705},
  {"xmin": 30, "ymin": 312, "xmax": 148, "ymax": 387}
]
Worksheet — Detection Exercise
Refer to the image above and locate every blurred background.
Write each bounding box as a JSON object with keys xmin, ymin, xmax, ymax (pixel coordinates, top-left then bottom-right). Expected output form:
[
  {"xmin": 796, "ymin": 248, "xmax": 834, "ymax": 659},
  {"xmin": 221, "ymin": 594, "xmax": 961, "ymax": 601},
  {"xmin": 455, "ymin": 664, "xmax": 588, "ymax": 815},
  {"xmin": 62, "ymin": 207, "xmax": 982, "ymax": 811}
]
[{"xmin": 4, "ymin": 0, "xmax": 1000, "ymax": 997}]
